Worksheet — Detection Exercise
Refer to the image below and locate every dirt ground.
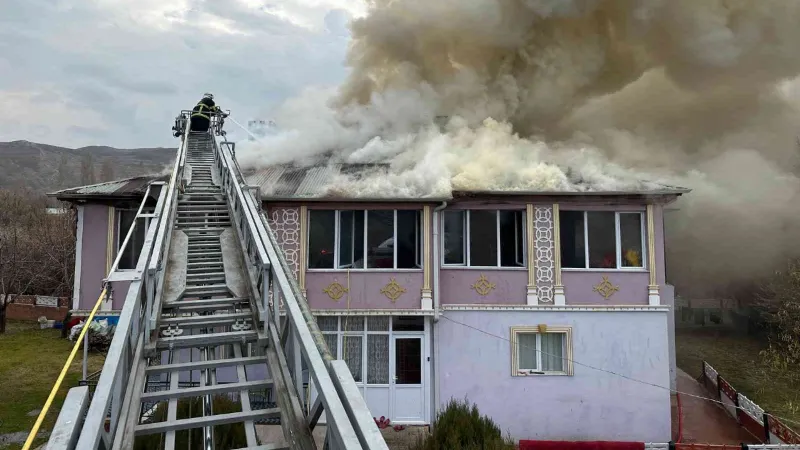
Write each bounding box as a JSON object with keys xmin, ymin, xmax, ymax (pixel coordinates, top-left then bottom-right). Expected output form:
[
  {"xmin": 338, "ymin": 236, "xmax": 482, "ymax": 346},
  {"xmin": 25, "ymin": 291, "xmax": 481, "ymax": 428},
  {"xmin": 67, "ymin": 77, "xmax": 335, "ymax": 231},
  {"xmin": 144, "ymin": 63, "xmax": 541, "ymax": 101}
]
[{"xmin": 672, "ymin": 369, "xmax": 760, "ymax": 445}]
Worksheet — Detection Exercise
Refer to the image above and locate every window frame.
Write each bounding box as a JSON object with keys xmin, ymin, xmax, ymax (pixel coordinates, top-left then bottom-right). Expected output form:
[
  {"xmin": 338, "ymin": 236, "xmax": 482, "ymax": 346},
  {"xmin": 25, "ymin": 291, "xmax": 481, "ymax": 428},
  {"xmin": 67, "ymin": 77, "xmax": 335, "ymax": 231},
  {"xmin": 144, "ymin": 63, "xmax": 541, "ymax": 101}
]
[
  {"xmin": 317, "ymin": 315, "xmax": 425, "ymax": 386},
  {"xmin": 441, "ymin": 209, "xmax": 527, "ymax": 269},
  {"xmin": 307, "ymin": 209, "xmax": 423, "ymax": 271},
  {"xmin": 560, "ymin": 210, "xmax": 647, "ymax": 271},
  {"xmin": 510, "ymin": 325, "xmax": 573, "ymax": 377}
]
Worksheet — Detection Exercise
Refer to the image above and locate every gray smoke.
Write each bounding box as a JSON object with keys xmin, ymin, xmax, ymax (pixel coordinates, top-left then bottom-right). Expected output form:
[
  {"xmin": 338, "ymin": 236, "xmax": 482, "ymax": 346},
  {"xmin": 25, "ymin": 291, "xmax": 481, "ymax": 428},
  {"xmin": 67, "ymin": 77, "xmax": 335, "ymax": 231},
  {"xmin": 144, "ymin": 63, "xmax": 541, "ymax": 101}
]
[{"xmin": 239, "ymin": 0, "xmax": 800, "ymax": 295}]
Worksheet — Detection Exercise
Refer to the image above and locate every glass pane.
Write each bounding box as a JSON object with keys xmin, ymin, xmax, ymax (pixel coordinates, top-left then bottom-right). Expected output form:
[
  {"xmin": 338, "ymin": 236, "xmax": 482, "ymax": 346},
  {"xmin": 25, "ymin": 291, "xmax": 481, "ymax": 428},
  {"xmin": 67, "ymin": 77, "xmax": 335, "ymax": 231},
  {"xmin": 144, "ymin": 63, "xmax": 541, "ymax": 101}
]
[
  {"xmin": 366, "ymin": 210, "xmax": 394, "ymax": 268},
  {"xmin": 118, "ymin": 210, "xmax": 139, "ymax": 270},
  {"xmin": 323, "ymin": 333, "xmax": 338, "ymax": 358},
  {"xmin": 367, "ymin": 316, "xmax": 390, "ymax": 331},
  {"xmin": 316, "ymin": 316, "xmax": 338, "ymax": 332},
  {"xmin": 308, "ymin": 210, "xmax": 335, "ymax": 268},
  {"xmin": 442, "ymin": 211, "xmax": 464, "ymax": 264},
  {"xmin": 499, "ymin": 210, "xmax": 524, "ymax": 267},
  {"xmin": 343, "ymin": 316, "xmax": 364, "ymax": 332},
  {"xmin": 396, "ymin": 210, "xmax": 420, "ymax": 269},
  {"xmin": 559, "ymin": 211, "xmax": 586, "ymax": 268},
  {"xmin": 367, "ymin": 335, "xmax": 390, "ymax": 384},
  {"xmin": 540, "ymin": 333, "xmax": 565, "ymax": 372},
  {"xmin": 338, "ymin": 210, "xmax": 364, "ymax": 268},
  {"xmin": 392, "ymin": 316, "xmax": 424, "ymax": 332},
  {"xmin": 343, "ymin": 336, "xmax": 363, "ymax": 382},
  {"xmin": 469, "ymin": 210, "xmax": 498, "ymax": 266},
  {"xmin": 620, "ymin": 213, "xmax": 644, "ymax": 268},
  {"xmin": 587, "ymin": 212, "xmax": 616, "ymax": 268},
  {"xmin": 395, "ymin": 338, "xmax": 421, "ymax": 385},
  {"xmin": 516, "ymin": 333, "xmax": 538, "ymax": 371}
]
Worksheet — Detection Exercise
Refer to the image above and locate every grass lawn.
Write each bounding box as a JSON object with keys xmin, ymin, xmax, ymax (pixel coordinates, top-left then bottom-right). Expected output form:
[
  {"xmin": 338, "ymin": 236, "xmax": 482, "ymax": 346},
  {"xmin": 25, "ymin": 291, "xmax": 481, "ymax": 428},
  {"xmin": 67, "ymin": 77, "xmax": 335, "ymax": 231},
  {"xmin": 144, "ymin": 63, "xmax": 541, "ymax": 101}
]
[
  {"xmin": 0, "ymin": 320, "xmax": 105, "ymax": 449},
  {"xmin": 676, "ymin": 328, "xmax": 800, "ymax": 431}
]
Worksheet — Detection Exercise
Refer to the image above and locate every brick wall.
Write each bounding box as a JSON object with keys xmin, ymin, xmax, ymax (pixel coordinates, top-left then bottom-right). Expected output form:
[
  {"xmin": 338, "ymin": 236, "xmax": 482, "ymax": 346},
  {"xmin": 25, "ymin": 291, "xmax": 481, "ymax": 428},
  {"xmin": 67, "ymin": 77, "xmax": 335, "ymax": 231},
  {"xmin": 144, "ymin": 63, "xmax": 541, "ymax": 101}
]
[{"xmin": 5, "ymin": 295, "xmax": 70, "ymax": 321}]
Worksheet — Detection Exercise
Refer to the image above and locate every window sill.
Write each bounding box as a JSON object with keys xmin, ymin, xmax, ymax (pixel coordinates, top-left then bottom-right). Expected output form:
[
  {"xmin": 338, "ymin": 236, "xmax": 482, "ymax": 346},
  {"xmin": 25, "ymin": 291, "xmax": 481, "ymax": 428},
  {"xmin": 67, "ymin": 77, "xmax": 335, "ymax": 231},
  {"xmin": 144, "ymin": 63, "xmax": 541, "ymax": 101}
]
[
  {"xmin": 306, "ymin": 268, "xmax": 424, "ymax": 273},
  {"xmin": 512, "ymin": 371, "xmax": 571, "ymax": 377},
  {"xmin": 440, "ymin": 266, "xmax": 527, "ymax": 271},
  {"xmin": 561, "ymin": 268, "xmax": 648, "ymax": 273}
]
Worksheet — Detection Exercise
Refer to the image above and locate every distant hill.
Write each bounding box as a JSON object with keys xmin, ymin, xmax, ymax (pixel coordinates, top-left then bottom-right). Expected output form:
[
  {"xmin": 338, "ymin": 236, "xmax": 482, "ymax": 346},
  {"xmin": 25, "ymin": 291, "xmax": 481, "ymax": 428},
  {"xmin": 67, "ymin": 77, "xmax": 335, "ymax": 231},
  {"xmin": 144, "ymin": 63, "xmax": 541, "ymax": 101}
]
[{"xmin": 0, "ymin": 140, "xmax": 176, "ymax": 194}]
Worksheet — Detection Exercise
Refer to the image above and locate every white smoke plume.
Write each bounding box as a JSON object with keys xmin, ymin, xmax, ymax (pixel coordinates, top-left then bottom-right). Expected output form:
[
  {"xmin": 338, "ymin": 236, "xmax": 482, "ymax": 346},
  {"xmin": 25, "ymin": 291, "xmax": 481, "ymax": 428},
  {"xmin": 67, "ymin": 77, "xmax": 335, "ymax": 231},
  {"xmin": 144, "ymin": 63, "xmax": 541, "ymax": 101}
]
[{"xmin": 239, "ymin": 0, "xmax": 800, "ymax": 295}]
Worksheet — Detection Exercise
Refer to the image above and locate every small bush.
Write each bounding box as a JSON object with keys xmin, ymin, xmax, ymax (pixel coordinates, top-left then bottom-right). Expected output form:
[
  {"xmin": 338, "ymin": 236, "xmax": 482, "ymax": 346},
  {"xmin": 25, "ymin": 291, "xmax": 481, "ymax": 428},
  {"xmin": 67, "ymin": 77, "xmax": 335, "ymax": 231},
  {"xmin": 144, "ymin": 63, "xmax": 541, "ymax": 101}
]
[
  {"xmin": 412, "ymin": 398, "xmax": 515, "ymax": 450},
  {"xmin": 134, "ymin": 395, "xmax": 248, "ymax": 450}
]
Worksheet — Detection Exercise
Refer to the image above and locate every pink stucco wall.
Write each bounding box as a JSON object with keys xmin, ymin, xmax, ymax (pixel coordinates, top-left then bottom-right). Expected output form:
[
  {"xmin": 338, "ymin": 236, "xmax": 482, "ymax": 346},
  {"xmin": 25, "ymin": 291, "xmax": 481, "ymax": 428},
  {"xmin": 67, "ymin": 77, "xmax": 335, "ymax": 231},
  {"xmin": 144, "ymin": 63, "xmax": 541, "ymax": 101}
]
[
  {"xmin": 305, "ymin": 271, "xmax": 424, "ymax": 309},
  {"xmin": 439, "ymin": 269, "xmax": 527, "ymax": 304},
  {"xmin": 79, "ymin": 204, "xmax": 110, "ymax": 310}
]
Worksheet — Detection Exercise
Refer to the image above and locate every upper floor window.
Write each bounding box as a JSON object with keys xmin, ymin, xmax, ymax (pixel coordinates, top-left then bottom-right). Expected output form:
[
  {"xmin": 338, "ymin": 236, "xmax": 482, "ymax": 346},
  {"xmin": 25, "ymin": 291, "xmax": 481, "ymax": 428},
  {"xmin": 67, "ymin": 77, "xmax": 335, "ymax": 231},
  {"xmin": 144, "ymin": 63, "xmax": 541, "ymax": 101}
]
[
  {"xmin": 308, "ymin": 210, "xmax": 422, "ymax": 270},
  {"xmin": 442, "ymin": 210, "xmax": 525, "ymax": 267},
  {"xmin": 116, "ymin": 209, "xmax": 151, "ymax": 270},
  {"xmin": 559, "ymin": 210, "xmax": 645, "ymax": 270}
]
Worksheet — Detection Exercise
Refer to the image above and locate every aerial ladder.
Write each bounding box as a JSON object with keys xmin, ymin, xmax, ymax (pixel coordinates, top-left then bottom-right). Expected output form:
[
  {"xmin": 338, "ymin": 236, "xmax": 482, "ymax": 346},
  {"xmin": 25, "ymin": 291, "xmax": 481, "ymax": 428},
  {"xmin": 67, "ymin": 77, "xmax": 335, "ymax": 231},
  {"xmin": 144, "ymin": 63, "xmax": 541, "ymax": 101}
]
[{"xmin": 44, "ymin": 111, "xmax": 389, "ymax": 450}]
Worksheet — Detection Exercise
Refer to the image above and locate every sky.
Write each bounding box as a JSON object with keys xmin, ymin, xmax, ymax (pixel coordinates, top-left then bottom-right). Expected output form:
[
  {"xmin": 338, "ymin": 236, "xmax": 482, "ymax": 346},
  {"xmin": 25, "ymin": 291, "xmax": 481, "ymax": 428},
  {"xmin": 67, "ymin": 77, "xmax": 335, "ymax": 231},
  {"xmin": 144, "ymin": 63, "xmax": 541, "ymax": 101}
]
[{"xmin": 0, "ymin": 0, "xmax": 366, "ymax": 148}]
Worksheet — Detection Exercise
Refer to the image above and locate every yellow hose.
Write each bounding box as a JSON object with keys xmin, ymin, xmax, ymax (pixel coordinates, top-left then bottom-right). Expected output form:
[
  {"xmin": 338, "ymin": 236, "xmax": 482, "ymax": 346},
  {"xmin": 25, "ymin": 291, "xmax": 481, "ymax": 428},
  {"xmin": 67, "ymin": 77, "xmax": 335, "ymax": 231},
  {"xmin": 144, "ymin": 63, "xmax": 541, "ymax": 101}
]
[{"xmin": 22, "ymin": 287, "xmax": 108, "ymax": 450}]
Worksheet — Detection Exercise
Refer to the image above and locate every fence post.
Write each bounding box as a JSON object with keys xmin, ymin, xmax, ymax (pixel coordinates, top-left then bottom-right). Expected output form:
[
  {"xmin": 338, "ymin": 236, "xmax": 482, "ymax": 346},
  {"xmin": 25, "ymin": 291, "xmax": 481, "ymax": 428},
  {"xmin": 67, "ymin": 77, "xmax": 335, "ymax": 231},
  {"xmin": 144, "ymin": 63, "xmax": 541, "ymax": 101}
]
[
  {"xmin": 763, "ymin": 411, "xmax": 770, "ymax": 443},
  {"xmin": 668, "ymin": 441, "xmax": 675, "ymax": 450}
]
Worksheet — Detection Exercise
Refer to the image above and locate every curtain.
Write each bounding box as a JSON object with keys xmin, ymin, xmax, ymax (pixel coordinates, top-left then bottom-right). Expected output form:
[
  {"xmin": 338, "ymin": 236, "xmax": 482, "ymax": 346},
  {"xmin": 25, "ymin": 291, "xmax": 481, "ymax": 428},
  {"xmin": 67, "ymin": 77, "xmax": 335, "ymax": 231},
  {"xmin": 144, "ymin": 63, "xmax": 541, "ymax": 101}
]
[
  {"xmin": 517, "ymin": 333, "xmax": 538, "ymax": 370},
  {"xmin": 343, "ymin": 335, "xmax": 363, "ymax": 382},
  {"xmin": 367, "ymin": 335, "xmax": 390, "ymax": 384},
  {"xmin": 540, "ymin": 333, "xmax": 564, "ymax": 372}
]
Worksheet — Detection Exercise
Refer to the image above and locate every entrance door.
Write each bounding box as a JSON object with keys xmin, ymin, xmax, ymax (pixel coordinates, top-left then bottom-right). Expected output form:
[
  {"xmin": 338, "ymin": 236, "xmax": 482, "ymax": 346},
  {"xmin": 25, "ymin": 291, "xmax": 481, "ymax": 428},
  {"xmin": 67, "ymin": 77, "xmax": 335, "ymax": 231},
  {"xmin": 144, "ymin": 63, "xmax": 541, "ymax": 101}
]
[{"xmin": 391, "ymin": 336, "xmax": 424, "ymax": 422}]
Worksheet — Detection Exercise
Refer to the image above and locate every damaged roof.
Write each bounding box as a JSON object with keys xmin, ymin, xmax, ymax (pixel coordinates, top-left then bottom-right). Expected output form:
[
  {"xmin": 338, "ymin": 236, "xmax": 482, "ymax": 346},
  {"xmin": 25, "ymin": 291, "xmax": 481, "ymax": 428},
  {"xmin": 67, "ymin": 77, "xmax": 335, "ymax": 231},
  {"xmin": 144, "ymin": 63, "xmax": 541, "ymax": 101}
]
[
  {"xmin": 49, "ymin": 175, "xmax": 168, "ymax": 200},
  {"xmin": 243, "ymin": 163, "xmax": 690, "ymax": 201}
]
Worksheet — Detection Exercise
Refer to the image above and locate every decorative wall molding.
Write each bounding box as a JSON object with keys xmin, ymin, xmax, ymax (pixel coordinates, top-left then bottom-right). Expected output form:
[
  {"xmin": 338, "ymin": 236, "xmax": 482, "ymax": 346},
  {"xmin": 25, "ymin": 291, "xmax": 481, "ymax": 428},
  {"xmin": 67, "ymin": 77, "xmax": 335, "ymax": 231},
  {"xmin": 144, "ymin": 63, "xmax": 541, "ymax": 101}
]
[
  {"xmin": 267, "ymin": 207, "xmax": 301, "ymax": 280},
  {"xmin": 381, "ymin": 278, "xmax": 407, "ymax": 302},
  {"xmin": 534, "ymin": 205, "xmax": 555, "ymax": 304},
  {"xmin": 471, "ymin": 274, "xmax": 496, "ymax": 296},
  {"xmin": 323, "ymin": 281, "xmax": 348, "ymax": 301},
  {"xmin": 526, "ymin": 204, "xmax": 537, "ymax": 305},
  {"xmin": 441, "ymin": 304, "xmax": 671, "ymax": 312},
  {"xmin": 592, "ymin": 276, "xmax": 620, "ymax": 300},
  {"xmin": 299, "ymin": 205, "xmax": 308, "ymax": 290},
  {"xmin": 310, "ymin": 309, "xmax": 435, "ymax": 316}
]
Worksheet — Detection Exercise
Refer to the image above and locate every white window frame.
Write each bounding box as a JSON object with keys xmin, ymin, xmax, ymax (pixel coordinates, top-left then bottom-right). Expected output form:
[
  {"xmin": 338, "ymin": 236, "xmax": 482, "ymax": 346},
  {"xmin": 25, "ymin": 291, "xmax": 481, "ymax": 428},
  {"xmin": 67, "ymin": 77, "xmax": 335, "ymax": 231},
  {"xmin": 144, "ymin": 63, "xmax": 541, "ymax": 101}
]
[
  {"xmin": 115, "ymin": 208, "xmax": 151, "ymax": 271},
  {"xmin": 561, "ymin": 210, "xmax": 647, "ymax": 271},
  {"xmin": 318, "ymin": 315, "xmax": 425, "ymax": 385},
  {"xmin": 441, "ymin": 209, "xmax": 527, "ymax": 268},
  {"xmin": 308, "ymin": 210, "xmax": 423, "ymax": 271},
  {"xmin": 510, "ymin": 325, "xmax": 573, "ymax": 377}
]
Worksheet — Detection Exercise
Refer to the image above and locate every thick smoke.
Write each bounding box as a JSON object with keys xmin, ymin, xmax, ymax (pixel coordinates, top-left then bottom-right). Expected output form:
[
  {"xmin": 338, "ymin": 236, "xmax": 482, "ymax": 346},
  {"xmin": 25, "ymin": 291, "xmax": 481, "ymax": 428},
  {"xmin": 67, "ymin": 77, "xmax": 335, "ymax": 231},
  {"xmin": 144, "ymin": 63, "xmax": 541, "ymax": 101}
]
[{"xmin": 240, "ymin": 0, "xmax": 800, "ymax": 295}]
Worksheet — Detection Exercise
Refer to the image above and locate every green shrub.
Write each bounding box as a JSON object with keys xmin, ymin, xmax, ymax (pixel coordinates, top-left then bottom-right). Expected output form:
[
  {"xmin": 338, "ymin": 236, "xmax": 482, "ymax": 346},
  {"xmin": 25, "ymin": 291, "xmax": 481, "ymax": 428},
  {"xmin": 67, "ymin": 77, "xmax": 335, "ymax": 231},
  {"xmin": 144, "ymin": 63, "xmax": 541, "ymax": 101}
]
[
  {"xmin": 412, "ymin": 398, "xmax": 515, "ymax": 450},
  {"xmin": 133, "ymin": 395, "xmax": 248, "ymax": 450}
]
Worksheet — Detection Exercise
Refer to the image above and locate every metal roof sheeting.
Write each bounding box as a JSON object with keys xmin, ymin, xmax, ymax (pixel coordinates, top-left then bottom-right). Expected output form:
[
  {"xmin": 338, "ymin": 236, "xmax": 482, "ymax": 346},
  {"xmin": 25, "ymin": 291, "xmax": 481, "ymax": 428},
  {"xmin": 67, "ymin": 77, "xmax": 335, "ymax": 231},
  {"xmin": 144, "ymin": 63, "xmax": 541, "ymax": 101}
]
[
  {"xmin": 50, "ymin": 175, "xmax": 168, "ymax": 199},
  {"xmin": 244, "ymin": 163, "xmax": 690, "ymax": 201}
]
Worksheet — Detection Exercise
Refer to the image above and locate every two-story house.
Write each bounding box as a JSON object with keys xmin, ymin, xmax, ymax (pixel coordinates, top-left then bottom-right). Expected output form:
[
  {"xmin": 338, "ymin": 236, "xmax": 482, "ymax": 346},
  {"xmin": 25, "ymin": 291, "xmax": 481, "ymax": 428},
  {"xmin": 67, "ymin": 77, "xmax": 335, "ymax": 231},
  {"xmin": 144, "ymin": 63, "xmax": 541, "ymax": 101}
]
[{"xmin": 51, "ymin": 163, "xmax": 686, "ymax": 442}]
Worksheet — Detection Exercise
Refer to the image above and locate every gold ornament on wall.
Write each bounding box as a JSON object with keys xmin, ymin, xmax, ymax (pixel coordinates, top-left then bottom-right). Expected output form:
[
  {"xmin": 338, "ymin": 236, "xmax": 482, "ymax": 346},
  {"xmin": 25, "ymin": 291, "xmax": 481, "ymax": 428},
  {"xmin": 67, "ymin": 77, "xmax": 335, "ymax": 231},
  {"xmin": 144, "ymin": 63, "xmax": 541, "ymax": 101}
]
[
  {"xmin": 592, "ymin": 276, "xmax": 620, "ymax": 300},
  {"xmin": 381, "ymin": 278, "xmax": 407, "ymax": 302},
  {"xmin": 471, "ymin": 274, "xmax": 496, "ymax": 296},
  {"xmin": 323, "ymin": 281, "xmax": 348, "ymax": 301}
]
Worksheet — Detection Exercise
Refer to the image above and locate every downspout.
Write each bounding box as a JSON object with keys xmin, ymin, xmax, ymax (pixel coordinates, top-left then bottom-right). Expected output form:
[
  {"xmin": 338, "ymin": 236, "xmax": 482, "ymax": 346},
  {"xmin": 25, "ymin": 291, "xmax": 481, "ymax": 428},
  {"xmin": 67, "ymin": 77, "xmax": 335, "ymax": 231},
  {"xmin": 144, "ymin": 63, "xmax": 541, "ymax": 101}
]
[{"xmin": 432, "ymin": 201, "xmax": 447, "ymax": 420}]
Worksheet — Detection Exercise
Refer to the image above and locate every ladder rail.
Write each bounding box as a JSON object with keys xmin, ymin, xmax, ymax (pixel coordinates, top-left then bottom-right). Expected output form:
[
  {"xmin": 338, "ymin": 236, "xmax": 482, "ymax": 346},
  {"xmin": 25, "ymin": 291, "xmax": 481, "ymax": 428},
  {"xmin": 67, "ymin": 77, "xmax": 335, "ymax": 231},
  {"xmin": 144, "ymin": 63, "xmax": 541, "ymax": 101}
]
[
  {"xmin": 72, "ymin": 119, "xmax": 187, "ymax": 450},
  {"xmin": 214, "ymin": 129, "xmax": 389, "ymax": 450}
]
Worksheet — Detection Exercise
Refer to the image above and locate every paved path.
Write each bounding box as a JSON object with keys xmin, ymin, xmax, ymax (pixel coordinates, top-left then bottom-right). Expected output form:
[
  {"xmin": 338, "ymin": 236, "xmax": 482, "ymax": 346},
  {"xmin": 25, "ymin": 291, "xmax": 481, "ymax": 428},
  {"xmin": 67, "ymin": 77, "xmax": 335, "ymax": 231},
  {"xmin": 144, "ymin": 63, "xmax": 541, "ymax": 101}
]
[{"xmin": 672, "ymin": 369, "xmax": 759, "ymax": 445}]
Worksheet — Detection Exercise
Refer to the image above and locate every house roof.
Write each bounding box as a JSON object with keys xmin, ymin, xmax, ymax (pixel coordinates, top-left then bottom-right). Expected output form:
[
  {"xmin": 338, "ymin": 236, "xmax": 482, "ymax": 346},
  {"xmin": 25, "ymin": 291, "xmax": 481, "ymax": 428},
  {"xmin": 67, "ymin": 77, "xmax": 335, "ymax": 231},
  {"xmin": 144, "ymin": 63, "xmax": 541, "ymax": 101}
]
[
  {"xmin": 244, "ymin": 163, "xmax": 690, "ymax": 201},
  {"xmin": 49, "ymin": 175, "xmax": 168, "ymax": 200}
]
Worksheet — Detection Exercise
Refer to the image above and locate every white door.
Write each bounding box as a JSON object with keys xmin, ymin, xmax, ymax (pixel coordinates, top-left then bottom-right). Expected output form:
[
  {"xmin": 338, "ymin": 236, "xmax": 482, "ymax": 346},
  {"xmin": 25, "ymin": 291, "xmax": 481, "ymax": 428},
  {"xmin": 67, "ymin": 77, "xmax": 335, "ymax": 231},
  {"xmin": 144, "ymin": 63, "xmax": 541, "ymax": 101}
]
[{"xmin": 391, "ymin": 336, "xmax": 425, "ymax": 422}]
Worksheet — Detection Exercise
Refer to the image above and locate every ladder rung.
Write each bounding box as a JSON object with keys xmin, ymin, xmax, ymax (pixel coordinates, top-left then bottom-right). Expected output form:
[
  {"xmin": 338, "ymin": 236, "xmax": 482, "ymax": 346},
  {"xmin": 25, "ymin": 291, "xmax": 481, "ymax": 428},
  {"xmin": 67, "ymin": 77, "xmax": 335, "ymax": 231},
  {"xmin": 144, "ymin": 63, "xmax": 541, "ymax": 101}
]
[
  {"xmin": 160, "ymin": 312, "xmax": 251, "ymax": 326},
  {"xmin": 164, "ymin": 297, "xmax": 249, "ymax": 308},
  {"xmin": 186, "ymin": 271, "xmax": 225, "ymax": 277},
  {"xmin": 140, "ymin": 379, "xmax": 272, "ymax": 403},
  {"xmin": 135, "ymin": 408, "xmax": 280, "ymax": 436},
  {"xmin": 145, "ymin": 355, "xmax": 266, "ymax": 374},
  {"xmin": 155, "ymin": 330, "xmax": 259, "ymax": 349}
]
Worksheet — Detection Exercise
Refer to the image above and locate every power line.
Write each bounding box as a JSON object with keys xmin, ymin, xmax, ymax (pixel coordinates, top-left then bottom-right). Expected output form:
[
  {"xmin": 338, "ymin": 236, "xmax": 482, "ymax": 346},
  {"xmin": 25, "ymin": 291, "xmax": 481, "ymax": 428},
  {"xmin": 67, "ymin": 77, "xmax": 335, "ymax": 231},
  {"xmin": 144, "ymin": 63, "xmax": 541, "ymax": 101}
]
[{"xmin": 439, "ymin": 314, "xmax": 800, "ymax": 428}]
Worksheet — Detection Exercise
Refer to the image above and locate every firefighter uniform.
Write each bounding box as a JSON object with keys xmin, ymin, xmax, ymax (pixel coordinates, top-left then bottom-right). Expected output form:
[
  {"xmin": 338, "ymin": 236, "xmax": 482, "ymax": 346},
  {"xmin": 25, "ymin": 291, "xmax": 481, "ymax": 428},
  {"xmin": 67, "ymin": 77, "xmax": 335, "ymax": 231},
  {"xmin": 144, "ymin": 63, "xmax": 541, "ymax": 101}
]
[{"xmin": 190, "ymin": 94, "xmax": 221, "ymax": 132}]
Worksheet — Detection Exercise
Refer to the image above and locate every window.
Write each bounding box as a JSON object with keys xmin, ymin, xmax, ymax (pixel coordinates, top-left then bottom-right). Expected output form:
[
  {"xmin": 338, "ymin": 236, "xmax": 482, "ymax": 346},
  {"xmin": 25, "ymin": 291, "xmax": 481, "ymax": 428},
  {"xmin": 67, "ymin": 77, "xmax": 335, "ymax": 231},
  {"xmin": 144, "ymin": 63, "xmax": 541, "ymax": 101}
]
[
  {"xmin": 316, "ymin": 315, "xmax": 424, "ymax": 384},
  {"xmin": 510, "ymin": 326, "xmax": 573, "ymax": 376},
  {"xmin": 559, "ymin": 211, "xmax": 645, "ymax": 269},
  {"xmin": 116, "ymin": 209, "xmax": 150, "ymax": 270},
  {"xmin": 308, "ymin": 210, "xmax": 423, "ymax": 269},
  {"xmin": 442, "ymin": 210, "xmax": 525, "ymax": 267}
]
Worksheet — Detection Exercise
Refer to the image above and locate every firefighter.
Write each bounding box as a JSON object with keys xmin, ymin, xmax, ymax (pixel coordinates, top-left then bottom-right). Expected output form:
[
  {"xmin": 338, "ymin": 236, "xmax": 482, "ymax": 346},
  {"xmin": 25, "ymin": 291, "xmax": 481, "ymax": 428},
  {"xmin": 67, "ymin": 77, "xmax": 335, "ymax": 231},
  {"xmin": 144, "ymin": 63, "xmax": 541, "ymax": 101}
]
[{"xmin": 190, "ymin": 93, "xmax": 223, "ymax": 132}]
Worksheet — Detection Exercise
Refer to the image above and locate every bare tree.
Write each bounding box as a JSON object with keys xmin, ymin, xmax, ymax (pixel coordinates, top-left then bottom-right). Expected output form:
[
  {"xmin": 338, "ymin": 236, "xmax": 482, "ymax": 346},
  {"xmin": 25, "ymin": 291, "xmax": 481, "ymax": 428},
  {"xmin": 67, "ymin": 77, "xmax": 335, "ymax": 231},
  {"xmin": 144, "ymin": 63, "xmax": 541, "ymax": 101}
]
[
  {"xmin": 0, "ymin": 190, "xmax": 75, "ymax": 333},
  {"xmin": 100, "ymin": 158, "xmax": 115, "ymax": 182},
  {"xmin": 80, "ymin": 153, "xmax": 95, "ymax": 185}
]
